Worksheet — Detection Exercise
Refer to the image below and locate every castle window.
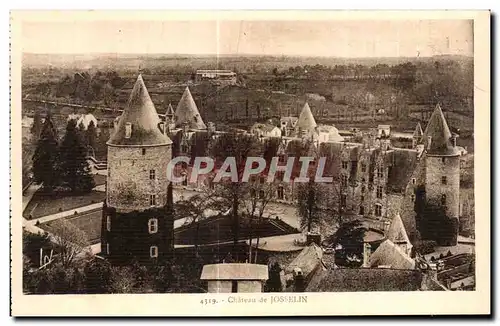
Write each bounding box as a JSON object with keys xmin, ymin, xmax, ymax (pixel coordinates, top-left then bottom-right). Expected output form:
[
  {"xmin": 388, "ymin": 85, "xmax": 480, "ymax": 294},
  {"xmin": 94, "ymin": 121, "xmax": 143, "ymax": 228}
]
[
  {"xmin": 359, "ymin": 205, "xmax": 365, "ymax": 215},
  {"xmin": 150, "ymin": 246, "xmax": 158, "ymax": 258},
  {"xmin": 412, "ymin": 178, "xmax": 416, "ymax": 185},
  {"xmin": 342, "ymin": 161, "xmax": 348, "ymax": 169},
  {"xmin": 149, "ymin": 194, "xmax": 157, "ymax": 206},
  {"xmin": 377, "ymin": 167, "xmax": 384, "ymax": 179},
  {"xmin": 340, "ymin": 194, "xmax": 347, "ymax": 209},
  {"xmin": 341, "ymin": 175, "xmax": 348, "ymax": 187},
  {"xmin": 441, "ymin": 176, "xmax": 447, "ymax": 185},
  {"xmin": 148, "ymin": 218, "xmax": 158, "ymax": 234},
  {"xmin": 149, "ymin": 169, "xmax": 156, "ymax": 180},
  {"xmin": 277, "ymin": 186, "xmax": 284, "ymax": 200},
  {"xmin": 106, "ymin": 216, "xmax": 111, "ymax": 232},
  {"xmin": 376, "ymin": 186, "xmax": 383, "ymax": 199},
  {"xmin": 375, "ymin": 204, "xmax": 382, "ymax": 217},
  {"xmin": 142, "ymin": 148, "xmax": 146, "ymax": 155},
  {"xmin": 259, "ymin": 190, "xmax": 265, "ymax": 199},
  {"xmin": 441, "ymin": 157, "xmax": 446, "ymax": 164},
  {"xmin": 441, "ymin": 194, "xmax": 447, "ymax": 206},
  {"xmin": 411, "ymin": 194, "xmax": 415, "ymax": 202},
  {"xmin": 361, "ymin": 163, "xmax": 366, "ymax": 173}
]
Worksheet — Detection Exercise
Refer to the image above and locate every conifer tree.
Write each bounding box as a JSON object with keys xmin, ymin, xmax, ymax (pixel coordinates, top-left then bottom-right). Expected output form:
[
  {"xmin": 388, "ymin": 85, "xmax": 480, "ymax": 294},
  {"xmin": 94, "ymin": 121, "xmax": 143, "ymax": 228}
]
[
  {"xmin": 58, "ymin": 119, "xmax": 95, "ymax": 193},
  {"xmin": 32, "ymin": 111, "xmax": 60, "ymax": 191},
  {"xmin": 30, "ymin": 109, "xmax": 43, "ymax": 141},
  {"xmin": 86, "ymin": 120, "xmax": 97, "ymax": 156}
]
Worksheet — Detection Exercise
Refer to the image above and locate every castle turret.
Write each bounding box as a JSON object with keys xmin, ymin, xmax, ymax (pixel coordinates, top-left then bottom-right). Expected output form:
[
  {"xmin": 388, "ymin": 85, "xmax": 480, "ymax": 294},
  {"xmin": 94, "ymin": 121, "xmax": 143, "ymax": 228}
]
[
  {"xmin": 175, "ymin": 87, "xmax": 206, "ymax": 130},
  {"xmin": 422, "ymin": 104, "xmax": 460, "ymax": 242},
  {"xmin": 412, "ymin": 122, "xmax": 424, "ymax": 149},
  {"xmin": 296, "ymin": 102, "xmax": 317, "ymax": 137},
  {"xmin": 103, "ymin": 74, "xmax": 174, "ymax": 264}
]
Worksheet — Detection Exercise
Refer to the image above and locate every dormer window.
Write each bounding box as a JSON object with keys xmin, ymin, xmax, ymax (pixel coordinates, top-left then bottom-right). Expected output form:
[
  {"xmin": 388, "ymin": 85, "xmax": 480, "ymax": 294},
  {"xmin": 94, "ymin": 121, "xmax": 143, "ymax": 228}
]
[{"xmin": 125, "ymin": 122, "xmax": 132, "ymax": 138}]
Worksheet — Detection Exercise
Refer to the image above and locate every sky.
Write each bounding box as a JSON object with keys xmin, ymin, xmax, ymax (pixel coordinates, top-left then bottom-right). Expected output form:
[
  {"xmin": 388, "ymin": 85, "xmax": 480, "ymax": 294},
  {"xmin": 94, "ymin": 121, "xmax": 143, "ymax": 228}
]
[{"xmin": 21, "ymin": 19, "xmax": 473, "ymax": 57}]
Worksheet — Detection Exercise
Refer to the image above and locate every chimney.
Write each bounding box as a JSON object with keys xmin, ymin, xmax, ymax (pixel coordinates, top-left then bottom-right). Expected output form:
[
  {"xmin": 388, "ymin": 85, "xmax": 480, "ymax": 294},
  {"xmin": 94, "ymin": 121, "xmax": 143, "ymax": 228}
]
[
  {"xmin": 427, "ymin": 136, "xmax": 432, "ymax": 150},
  {"xmin": 125, "ymin": 122, "xmax": 132, "ymax": 139},
  {"xmin": 362, "ymin": 242, "xmax": 372, "ymax": 267}
]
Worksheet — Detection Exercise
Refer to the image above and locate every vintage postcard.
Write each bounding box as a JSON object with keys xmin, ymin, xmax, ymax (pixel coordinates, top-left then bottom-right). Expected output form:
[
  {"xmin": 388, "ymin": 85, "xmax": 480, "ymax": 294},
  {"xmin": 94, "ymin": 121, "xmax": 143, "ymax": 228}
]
[{"xmin": 10, "ymin": 10, "xmax": 490, "ymax": 316}]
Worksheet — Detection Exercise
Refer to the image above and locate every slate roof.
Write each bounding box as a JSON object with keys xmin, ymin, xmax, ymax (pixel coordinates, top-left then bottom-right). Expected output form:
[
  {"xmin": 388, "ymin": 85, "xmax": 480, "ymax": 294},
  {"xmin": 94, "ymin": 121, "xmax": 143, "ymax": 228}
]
[
  {"xmin": 108, "ymin": 75, "xmax": 172, "ymax": 146},
  {"xmin": 368, "ymin": 239, "xmax": 416, "ymax": 270},
  {"xmin": 413, "ymin": 122, "xmax": 423, "ymax": 139},
  {"xmin": 284, "ymin": 244, "xmax": 325, "ymax": 278},
  {"xmin": 200, "ymin": 263, "xmax": 268, "ymax": 280},
  {"xmin": 296, "ymin": 102, "xmax": 317, "ymax": 131},
  {"xmin": 422, "ymin": 104, "xmax": 459, "ymax": 156},
  {"xmin": 386, "ymin": 213, "xmax": 411, "ymax": 246},
  {"xmin": 306, "ymin": 267, "xmax": 422, "ymax": 292},
  {"xmin": 175, "ymin": 87, "xmax": 207, "ymax": 130}
]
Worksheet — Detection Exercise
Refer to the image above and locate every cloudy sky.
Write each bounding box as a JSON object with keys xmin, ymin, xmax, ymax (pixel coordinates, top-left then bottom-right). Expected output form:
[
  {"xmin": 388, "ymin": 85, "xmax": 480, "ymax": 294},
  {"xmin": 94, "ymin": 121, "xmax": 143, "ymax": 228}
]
[{"xmin": 22, "ymin": 19, "xmax": 473, "ymax": 57}]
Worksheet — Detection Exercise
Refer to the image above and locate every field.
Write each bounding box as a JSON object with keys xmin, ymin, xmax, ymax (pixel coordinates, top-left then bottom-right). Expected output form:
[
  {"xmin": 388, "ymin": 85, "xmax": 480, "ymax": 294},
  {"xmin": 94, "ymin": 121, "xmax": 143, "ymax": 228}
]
[
  {"xmin": 23, "ymin": 190, "xmax": 106, "ymax": 219},
  {"xmin": 40, "ymin": 209, "xmax": 102, "ymax": 245}
]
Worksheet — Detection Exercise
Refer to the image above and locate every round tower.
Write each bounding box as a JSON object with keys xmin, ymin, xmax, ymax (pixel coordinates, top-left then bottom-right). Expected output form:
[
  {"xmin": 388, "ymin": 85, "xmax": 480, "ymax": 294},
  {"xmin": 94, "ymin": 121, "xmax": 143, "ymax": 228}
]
[
  {"xmin": 423, "ymin": 105, "xmax": 460, "ymax": 242},
  {"xmin": 102, "ymin": 75, "xmax": 173, "ymax": 265}
]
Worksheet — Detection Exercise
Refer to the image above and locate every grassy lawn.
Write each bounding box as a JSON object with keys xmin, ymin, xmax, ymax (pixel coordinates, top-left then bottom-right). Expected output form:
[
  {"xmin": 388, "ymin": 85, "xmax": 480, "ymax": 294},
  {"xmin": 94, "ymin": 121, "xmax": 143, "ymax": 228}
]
[
  {"xmin": 40, "ymin": 209, "xmax": 102, "ymax": 245},
  {"xmin": 93, "ymin": 173, "xmax": 107, "ymax": 186},
  {"xmin": 23, "ymin": 190, "xmax": 106, "ymax": 219}
]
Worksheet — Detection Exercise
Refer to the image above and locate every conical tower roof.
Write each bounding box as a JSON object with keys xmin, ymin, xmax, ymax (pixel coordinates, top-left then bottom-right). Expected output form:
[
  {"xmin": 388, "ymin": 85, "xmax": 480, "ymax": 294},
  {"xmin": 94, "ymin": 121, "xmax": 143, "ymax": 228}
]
[
  {"xmin": 386, "ymin": 213, "xmax": 411, "ymax": 245},
  {"xmin": 108, "ymin": 75, "xmax": 172, "ymax": 146},
  {"xmin": 296, "ymin": 102, "xmax": 317, "ymax": 131},
  {"xmin": 413, "ymin": 122, "xmax": 423, "ymax": 138},
  {"xmin": 422, "ymin": 104, "xmax": 459, "ymax": 156},
  {"xmin": 165, "ymin": 103, "xmax": 175, "ymax": 117},
  {"xmin": 175, "ymin": 87, "xmax": 206, "ymax": 130}
]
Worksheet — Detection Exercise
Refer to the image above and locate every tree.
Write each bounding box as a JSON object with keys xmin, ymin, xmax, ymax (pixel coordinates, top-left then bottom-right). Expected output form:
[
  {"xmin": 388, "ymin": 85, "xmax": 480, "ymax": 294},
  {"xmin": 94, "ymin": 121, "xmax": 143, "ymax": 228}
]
[
  {"xmin": 296, "ymin": 180, "xmax": 326, "ymax": 234},
  {"xmin": 32, "ymin": 111, "xmax": 60, "ymax": 191},
  {"xmin": 325, "ymin": 220, "xmax": 366, "ymax": 267},
  {"xmin": 209, "ymin": 132, "xmax": 262, "ymax": 260},
  {"xmin": 30, "ymin": 109, "xmax": 43, "ymax": 140},
  {"xmin": 175, "ymin": 190, "xmax": 221, "ymax": 256},
  {"xmin": 86, "ymin": 120, "xmax": 98, "ymax": 156},
  {"xmin": 244, "ymin": 179, "xmax": 276, "ymax": 263},
  {"xmin": 58, "ymin": 119, "xmax": 95, "ymax": 193},
  {"xmin": 49, "ymin": 218, "xmax": 89, "ymax": 267},
  {"xmin": 83, "ymin": 257, "xmax": 111, "ymax": 294},
  {"xmin": 23, "ymin": 229, "xmax": 53, "ymax": 266},
  {"xmin": 266, "ymin": 261, "xmax": 282, "ymax": 292}
]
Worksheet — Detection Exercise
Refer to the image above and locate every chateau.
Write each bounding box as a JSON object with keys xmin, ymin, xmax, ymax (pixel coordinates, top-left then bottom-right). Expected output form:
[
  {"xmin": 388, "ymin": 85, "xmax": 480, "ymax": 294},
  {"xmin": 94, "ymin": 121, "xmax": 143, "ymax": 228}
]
[{"xmin": 102, "ymin": 74, "xmax": 462, "ymax": 263}]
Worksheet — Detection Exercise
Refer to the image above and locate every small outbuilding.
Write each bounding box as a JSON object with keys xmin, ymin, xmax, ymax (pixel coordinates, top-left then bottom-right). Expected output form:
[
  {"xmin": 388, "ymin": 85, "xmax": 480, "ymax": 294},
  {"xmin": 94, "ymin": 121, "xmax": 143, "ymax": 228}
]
[{"xmin": 200, "ymin": 263, "xmax": 269, "ymax": 293}]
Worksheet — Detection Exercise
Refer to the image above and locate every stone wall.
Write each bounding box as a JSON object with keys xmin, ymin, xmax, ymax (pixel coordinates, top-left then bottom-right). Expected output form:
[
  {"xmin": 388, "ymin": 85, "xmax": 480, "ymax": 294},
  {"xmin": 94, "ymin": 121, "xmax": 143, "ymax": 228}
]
[
  {"xmin": 107, "ymin": 145, "xmax": 172, "ymax": 213},
  {"xmin": 425, "ymin": 155, "xmax": 460, "ymax": 219}
]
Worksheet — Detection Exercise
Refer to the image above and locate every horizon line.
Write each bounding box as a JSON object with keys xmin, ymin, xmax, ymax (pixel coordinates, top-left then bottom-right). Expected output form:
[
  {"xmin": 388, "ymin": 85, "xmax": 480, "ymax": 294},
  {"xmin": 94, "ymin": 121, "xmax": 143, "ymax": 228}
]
[{"xmin": 22, "ymin": 52, "xmax": 473, "ymax": 59}]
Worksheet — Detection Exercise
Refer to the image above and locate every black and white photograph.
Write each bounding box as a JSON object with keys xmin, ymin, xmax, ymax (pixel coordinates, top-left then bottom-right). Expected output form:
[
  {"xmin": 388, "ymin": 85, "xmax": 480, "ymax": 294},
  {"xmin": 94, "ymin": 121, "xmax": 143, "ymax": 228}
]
[{"xmin": 10, "ymin": 10, "xmax": 490, "ymax": 316}]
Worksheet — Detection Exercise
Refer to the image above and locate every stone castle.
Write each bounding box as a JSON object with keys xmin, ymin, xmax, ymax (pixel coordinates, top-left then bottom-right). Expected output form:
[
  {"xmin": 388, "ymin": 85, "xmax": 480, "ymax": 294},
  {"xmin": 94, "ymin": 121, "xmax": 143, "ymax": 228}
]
[{"xmin": 102, "ymin": 75, "xmax": 461, "ymax": 264}]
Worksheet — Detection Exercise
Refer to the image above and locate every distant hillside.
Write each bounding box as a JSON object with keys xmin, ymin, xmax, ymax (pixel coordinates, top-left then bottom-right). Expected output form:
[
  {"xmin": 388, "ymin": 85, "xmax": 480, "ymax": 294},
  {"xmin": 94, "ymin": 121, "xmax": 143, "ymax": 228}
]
[{"xmin": 22, "ymin": 52, "xmax": 473, "ymax": 71}]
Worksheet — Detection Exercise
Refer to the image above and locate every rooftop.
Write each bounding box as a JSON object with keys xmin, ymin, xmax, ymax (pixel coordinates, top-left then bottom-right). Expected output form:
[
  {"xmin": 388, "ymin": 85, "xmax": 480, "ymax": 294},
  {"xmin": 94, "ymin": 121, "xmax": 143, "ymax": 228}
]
[
  {"xmin": 107, "ymin": 75, "xmax": 172, "ymax": 146},
  {"xmin": 422, "ymin": 104, "xmax": 460, "ymax": 156},
  {"xmin": 200, "ymin": 263, "xmax": 268, "ymax": 281},
  {"xmin": 175, "ymin": 87, "xmax": 207, "ymax": 130}
]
